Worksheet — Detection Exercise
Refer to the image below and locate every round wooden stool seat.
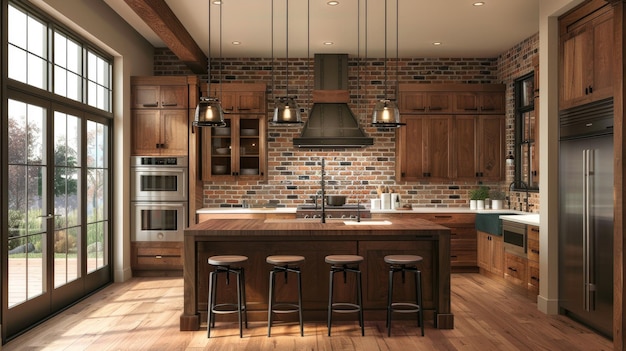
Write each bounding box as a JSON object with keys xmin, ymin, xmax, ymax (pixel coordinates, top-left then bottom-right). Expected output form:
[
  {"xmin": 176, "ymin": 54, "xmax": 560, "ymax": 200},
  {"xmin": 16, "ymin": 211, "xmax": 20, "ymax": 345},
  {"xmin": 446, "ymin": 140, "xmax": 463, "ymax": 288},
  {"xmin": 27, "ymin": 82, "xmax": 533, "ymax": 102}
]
[
  {"xmin": 208, "ymin": 255, "xmax": 248, "ymax": 266},
  {"xmin": 325, "ymin": 255, "xmax": 363, "ymax": 265},
  {"xmin": 384, "ymin": 255, "xmax": 423, "ymax": 265},
  {"xmin": 267, "ymin": 255, "xmax": 305, "ymax": 266}
]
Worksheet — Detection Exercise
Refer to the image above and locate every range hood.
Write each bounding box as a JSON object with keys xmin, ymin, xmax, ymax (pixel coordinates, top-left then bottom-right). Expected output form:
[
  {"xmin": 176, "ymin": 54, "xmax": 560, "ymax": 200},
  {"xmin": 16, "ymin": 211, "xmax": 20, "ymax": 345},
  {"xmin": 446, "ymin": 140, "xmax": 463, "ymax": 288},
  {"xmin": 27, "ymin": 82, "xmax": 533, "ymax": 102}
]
[{"xmin": 293, "ymin": 54, "xmax": 373, "ymax": 148}]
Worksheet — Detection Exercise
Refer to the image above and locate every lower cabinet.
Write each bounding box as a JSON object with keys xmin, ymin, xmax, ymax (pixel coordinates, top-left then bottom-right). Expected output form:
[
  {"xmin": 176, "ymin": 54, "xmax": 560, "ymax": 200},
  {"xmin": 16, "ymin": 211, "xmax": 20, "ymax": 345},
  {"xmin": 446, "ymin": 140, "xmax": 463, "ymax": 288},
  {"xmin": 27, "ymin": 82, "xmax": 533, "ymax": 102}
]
[
  {"xmin": 477, "ymin": 231, "xmax": 503, "ymax": 276},
  {"xmin": 131, "ymin": 241, "xmax": 183, "ymax": 277},
  {"xmin": 504, "ymin": 252, "xmax": 528, "ymax": 287}
]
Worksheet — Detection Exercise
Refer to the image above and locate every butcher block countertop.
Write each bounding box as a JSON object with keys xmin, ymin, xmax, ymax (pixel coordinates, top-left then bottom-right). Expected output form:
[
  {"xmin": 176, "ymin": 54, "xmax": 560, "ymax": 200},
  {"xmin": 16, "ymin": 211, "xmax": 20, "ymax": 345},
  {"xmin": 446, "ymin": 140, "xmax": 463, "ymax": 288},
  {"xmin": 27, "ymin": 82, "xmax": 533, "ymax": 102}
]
[
  {"xmin": 185, "ymin": 217, "xmax": 450, "ymax": 238},
  {"xmin": 181, "ymin": 218, "xmax": 453, "ymax": 331}
]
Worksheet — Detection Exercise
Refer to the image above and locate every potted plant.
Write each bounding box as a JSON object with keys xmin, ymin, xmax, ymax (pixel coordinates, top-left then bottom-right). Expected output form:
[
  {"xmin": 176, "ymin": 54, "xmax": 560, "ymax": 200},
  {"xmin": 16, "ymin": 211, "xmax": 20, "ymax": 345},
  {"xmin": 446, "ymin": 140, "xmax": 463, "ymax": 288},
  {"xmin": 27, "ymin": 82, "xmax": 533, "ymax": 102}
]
[
  {"xmin": 469, "ymin": 186, "xmax": 490, "ymax": 210},
  {"xmin": 490, "ymin": 189, "xmax": 506, "ymax": 210}
]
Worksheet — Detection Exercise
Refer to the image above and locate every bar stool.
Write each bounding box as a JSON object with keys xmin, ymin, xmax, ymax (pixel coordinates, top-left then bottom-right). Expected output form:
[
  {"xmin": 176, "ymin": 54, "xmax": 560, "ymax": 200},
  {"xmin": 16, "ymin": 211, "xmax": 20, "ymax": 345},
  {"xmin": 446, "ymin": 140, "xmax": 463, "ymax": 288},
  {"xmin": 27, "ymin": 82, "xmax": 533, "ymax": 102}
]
[
  {"xmin": 207, "ymin": 255, "xmax": 248, "ymax": 338},
  {"xmin": 325, "ymin": 254, "xmax": 364, "ymax": 336},
  {"xmin": 266, "ymin": 255, "xmax": 305, "ymax": 337},
  {"xmin": 384, "ymin": 254, "xmax": 424, "ymax": 337}
]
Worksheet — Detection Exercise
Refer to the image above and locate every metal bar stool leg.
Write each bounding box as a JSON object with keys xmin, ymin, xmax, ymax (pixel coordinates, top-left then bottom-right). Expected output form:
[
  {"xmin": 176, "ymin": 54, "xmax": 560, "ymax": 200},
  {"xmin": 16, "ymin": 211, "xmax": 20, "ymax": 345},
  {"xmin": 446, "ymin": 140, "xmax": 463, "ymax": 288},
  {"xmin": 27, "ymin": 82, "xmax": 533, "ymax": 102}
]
[
  {"xmin": 297, "ymin": 269, "xmax": 304, "ymax": 336},
  {"xmin": 387, "ymin": 267, "xmax": 394, "ymax": 337},
  {"xmin": 236, "ymin": 269, "xmax": 243, "ymax": 338},
  {"xmin": 357, "ymin": 269, "xmax": 364, "ymax": 336},
  {"xmin": 267, "ymin": 269, "xmax": 276, "ymax": 337},
  {"xmin": 240, "ymin": 267, "xmax": 248, "ymax": 329},
  {"xmin": 207, "ymin": 270, "xmax": 216, "ymax": 338},
  {"xmin": 327, "ymin": 269, "xmax": 335, "ymax": 336},
  {"xmin": 417, "ymin": 270, "xmax": 424, "ymax": 336}
]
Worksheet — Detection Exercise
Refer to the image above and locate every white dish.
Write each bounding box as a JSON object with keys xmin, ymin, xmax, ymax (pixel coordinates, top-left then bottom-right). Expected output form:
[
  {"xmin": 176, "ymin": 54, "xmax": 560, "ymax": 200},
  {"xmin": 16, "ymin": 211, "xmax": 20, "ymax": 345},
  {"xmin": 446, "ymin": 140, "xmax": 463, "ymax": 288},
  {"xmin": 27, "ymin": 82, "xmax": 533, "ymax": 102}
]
[
  {"xmin": 240, "ymin": 168, "xmax": 258, "ymax": 175},
  {"xmin": 215, "ymin": 147, "xmax": 230, "ymax": 155},
  {"xmin": 241, "ymin": 128, "xmax": 257, "ymax": 136},
  {"xmin": 213, "ymin": 127, "xmax": 231, "ymax": 136},
  {"xmin": 212, "ymin": 165, "xmax": 227, "ymax": 174}
]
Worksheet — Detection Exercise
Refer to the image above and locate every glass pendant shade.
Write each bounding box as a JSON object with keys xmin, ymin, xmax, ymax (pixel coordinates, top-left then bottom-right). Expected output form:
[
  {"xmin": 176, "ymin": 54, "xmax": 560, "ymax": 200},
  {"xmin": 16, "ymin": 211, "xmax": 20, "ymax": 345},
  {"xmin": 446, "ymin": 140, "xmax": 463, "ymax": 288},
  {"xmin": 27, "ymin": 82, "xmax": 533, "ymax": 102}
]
[
  {"xmin": 193, "ymin": 96, "xmax": 226, "ymax": 127},
  {"xmin": 272, "ymin": 96, "xmax": 303, "ymax": 125},
  {"xmin": 371, "ymin": 99, "xmax": 403, "ymax": 127}
]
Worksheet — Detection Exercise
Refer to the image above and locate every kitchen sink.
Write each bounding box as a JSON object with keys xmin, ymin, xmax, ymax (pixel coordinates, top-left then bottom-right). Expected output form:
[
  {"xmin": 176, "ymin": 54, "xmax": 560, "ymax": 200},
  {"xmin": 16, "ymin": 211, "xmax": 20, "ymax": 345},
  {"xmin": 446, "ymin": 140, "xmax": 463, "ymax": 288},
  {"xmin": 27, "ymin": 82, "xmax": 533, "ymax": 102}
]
[{"xmin": 475, "ymin": 213, "xmax": 518, "ymax": 235}]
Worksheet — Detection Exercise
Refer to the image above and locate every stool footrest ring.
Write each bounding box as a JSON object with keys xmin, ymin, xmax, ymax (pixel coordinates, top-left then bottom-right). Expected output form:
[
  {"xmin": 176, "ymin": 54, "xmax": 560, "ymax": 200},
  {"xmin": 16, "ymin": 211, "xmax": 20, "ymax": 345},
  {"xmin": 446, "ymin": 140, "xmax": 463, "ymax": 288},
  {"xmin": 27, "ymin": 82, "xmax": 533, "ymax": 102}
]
[{"xmin": 331, "ymin": 302, "xmax": 362, "ymax": 313}]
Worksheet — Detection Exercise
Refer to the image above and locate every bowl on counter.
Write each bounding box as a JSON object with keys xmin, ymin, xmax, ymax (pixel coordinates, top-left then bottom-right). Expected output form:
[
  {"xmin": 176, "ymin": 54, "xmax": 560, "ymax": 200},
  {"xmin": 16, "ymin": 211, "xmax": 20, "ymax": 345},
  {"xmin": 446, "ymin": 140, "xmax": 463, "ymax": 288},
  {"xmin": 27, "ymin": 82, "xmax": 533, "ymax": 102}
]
[
  {"xmin": 212, "ymin": 165, "xmax": 227, "ymax": 174},
  {"xmin": 241, "ymin": 128, "xmax": 257, "ymax": 136},
  {"xmin": 215, "ymin": 147, "xmax": 230, "ymax": 155},
  {"xmin": 240, "ymin": 168, "xmax": 258, "ymax": 175}
]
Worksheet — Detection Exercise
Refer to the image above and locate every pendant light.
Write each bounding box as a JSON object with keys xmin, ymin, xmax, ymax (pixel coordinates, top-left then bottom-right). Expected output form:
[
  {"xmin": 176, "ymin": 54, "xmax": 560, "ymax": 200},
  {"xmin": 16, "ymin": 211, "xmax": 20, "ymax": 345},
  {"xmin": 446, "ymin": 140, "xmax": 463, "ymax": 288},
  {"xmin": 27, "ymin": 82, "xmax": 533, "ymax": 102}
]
[
  {"xmin": 271, "ymin": 0, "xmax": 303, "ymax": 125},
  {"xmin": 371, "ymin": 0, "xmax": 404, "ymax": 128},
  {"xmin": 193, "ymin": 0, "xmax": 226, "ymax": 128}
]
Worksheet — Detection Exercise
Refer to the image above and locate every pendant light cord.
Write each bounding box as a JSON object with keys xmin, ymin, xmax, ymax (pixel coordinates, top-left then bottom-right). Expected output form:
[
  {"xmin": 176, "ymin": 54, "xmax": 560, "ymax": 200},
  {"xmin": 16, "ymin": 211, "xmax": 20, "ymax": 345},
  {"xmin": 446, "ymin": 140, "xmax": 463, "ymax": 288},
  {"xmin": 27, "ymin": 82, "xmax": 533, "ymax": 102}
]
[
  {"xmin": 207, "ymin": 1, "xmax": 212, "ymax": 97},
  {"xmin": 285, "ymin": 0, "xmax": 289, "ymax": 99},
  {"xmin": 271, "ymin": 0, "xmax": 274, "ymax": 103},
  {"xmin": 219, "ymin": 1, "xmax": 223, "ymax": 100},
  {"xmin": 383, "ymin": 0, "xmax": 388, "ymax": 100},
  {"xmin": 395, "ymin": 0, "xmax": 399, "ymax": 101}
]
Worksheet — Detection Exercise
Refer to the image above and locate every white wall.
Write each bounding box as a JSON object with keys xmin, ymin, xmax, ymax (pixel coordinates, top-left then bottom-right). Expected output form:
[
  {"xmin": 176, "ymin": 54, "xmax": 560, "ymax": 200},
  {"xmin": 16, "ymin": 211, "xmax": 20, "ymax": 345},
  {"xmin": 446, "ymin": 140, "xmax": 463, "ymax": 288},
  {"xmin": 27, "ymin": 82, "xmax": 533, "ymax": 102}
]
[
  {"xmin": 29, "ymin": 0, "xmax": 155, "ymax": 282},
  {"xmin": 537, "ymin": 0, "xmax": 585, "ymax": 314}
]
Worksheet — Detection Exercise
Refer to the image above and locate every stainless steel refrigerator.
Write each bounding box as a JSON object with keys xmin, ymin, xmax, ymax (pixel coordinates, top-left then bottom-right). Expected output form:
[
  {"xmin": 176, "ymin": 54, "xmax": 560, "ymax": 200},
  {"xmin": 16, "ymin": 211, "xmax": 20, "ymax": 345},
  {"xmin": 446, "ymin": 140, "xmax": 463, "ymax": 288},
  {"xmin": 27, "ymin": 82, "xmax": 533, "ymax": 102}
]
[{"xmin": 558, "ymin": 98, "xmax": 613, "ymax": 338}]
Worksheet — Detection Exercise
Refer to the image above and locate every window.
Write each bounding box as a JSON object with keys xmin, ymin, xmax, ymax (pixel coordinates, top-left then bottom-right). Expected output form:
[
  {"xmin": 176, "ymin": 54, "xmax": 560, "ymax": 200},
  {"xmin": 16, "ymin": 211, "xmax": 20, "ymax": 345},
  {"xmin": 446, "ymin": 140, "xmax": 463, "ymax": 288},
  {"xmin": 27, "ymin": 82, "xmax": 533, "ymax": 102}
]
[
  {"xmin": 8, "ymin": 3, "xmax": 112, "ymax": 112},
  {"xmin": 513, "ymin": 72, "xmax": 538, "ymax": 191}
]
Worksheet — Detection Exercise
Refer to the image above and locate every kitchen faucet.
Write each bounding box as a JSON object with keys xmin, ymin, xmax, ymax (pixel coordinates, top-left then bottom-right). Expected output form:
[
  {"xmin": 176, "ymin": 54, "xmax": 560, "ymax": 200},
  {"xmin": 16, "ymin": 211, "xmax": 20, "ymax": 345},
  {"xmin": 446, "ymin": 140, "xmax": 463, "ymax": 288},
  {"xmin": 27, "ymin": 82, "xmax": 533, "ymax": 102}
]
[{"xmin": 508, "ymin": 180, "xmax": 530, "ymax": 212}]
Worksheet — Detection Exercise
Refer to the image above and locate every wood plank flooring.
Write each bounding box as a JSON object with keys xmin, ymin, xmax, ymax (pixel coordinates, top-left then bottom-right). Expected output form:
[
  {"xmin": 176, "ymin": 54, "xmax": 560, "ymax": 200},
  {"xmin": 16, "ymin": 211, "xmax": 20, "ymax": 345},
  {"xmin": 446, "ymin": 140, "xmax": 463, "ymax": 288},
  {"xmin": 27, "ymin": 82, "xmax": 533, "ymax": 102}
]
[{"xmin": 3, "ymin": 274, "xmax": 613, "ymax": 350}]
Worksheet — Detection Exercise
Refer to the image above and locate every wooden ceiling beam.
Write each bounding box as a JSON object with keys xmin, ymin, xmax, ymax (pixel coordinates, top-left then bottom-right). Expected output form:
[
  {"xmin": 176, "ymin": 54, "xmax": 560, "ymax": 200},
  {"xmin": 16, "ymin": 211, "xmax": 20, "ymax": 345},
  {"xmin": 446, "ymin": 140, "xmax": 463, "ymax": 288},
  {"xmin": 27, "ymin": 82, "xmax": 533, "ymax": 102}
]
[{"xmin": 124, "ymin": 0, "xmax": 207, "ymax": 74}]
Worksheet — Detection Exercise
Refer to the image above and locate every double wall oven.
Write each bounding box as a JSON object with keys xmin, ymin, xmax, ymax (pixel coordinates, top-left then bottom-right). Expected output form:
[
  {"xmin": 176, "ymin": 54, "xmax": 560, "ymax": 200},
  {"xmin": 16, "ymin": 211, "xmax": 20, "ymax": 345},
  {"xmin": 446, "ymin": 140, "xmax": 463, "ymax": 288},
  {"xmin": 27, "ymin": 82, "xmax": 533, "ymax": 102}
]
[{"xmin": 131, "ymin": 156, "xmax": 188, "ymax": 241}]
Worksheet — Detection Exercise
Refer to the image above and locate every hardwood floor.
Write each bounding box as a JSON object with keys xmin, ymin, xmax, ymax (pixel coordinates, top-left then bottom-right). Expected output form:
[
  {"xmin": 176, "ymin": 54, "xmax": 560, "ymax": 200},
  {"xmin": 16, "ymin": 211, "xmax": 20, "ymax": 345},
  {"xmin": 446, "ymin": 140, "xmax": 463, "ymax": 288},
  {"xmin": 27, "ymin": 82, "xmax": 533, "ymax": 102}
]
[{"xmin": 3, "ymin": 274, "xmax": 612, "ymax": 351}]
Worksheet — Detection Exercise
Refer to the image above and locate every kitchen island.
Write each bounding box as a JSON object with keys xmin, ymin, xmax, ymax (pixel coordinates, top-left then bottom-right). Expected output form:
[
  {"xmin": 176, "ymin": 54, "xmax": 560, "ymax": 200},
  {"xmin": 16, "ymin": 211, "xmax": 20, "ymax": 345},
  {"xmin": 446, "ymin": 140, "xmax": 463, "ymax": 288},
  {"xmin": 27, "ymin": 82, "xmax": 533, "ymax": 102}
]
[{"xmin": 180, "ymin": 217, "xmax": 453, "ymax": 331}]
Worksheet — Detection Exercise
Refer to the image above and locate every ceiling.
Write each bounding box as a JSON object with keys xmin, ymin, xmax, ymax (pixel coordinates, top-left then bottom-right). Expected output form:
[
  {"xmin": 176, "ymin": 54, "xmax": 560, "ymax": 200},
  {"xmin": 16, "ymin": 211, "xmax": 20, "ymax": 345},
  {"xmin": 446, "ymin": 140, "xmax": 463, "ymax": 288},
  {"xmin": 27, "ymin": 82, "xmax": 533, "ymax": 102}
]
[{"xmin": 104, "ymin": 0, "xmax": 539, "ymax": 66}]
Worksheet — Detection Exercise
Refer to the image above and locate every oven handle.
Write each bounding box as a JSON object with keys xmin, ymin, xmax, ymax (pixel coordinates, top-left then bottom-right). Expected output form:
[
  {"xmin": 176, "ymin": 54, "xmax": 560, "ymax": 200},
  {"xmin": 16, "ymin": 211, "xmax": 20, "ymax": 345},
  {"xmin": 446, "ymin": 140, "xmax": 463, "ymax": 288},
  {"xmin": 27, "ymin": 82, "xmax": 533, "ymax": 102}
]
[{"xmin": 134, "ymin": 168, "xmax": 186, "ymax": 173}]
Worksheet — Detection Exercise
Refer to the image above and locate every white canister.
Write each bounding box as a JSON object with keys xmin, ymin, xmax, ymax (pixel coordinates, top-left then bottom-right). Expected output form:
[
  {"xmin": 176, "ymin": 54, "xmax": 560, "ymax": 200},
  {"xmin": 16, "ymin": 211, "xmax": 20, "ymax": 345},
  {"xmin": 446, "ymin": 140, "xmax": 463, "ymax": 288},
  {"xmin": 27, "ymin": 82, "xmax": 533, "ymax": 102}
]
[
  {"xmin": 371, "ymin": 198, "xmax": 381, "ymax": 210},
  {"xmin": 391, "ymin": 193, "xmax": 399, "ymax": 209},
  {"xmin": 381, "ymin": 193, "xmax": 391, "ymax": 210}
]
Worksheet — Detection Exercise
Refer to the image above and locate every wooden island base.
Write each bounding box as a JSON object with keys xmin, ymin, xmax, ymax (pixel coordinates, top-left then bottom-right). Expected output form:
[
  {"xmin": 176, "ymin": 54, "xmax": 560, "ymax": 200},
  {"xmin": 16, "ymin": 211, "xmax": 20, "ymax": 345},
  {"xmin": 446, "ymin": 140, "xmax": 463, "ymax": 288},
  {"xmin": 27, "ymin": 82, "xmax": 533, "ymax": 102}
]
[{"xmin": 180, "ymin": 218, "xmax": 453, "ymax": 331}]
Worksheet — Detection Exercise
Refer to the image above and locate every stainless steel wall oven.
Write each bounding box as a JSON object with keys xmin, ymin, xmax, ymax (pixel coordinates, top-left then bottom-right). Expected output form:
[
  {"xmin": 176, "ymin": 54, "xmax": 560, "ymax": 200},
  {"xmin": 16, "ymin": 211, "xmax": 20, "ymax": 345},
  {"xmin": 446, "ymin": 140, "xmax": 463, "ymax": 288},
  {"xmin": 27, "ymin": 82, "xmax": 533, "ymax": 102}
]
[{"xmin": 131, "ymin": 156, "xmax": 188, "ymax": 242}]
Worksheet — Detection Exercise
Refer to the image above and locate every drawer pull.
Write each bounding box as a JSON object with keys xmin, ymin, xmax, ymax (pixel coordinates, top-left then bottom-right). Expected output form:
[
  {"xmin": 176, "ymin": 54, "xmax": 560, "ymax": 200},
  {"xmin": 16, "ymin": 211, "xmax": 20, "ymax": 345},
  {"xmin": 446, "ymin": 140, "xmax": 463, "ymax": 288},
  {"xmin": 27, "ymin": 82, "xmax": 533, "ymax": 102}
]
[
  {"xmin": 155, "ymin": 255, "xmax": 163, "ymax": 259},
  {"xmin": 508, "ymin": 267, "xmax": 517, "ymax": 272},
  {"xmin": 161, "ymin": 102, "xmax": 178, "ymax": 107},
  {"xmin": 142, "ymin": 102, "xmax": 159, "ymax": 107},
  {"xmin": 531, "ymin": 249, "xmax": 540, "ymax": 254},
  {"xmin": 531, "ymin": 228, "xmax": 540, "ymax": 233},
  {"xmin": 434, "ymin": 215, "xmax": 452, "ymax": 219},
  {"xmin": 531, "ymin": 276, "xmax": 539, "ymax": 281}
]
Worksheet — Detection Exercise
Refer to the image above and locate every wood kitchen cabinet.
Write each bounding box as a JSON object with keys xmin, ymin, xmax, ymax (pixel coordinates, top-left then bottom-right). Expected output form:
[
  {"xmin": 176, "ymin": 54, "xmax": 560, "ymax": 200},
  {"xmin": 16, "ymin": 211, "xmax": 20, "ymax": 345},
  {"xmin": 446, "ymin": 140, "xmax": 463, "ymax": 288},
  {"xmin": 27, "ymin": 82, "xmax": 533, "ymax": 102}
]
[
  {"xmin": 131, "ymin": 109, "xmax": 188, "ymax": 156},
  {"xmin": 454, "ymin": 91, "xmax": 505, "ymax": 114},
  {"xmin": 131, "ymin": 76, "xmax": 190, "ymax": 156},
  {"xmin": 504, "ymin": 252, "xmax": 527, "ymax": 287},
  {"xmin": 201, "ymin": 83, "xmax": 267, "ymax": 181},
  {"xmin": 131, "ymin": 241, "xmax": 183, "ymax": 277},
  {"xmin": 396, "ymin": 84, "xmax": 505, "ymax": 182},
  {"xmin": 454, "ymin": 115, "xmax": 505, "ymax": 181},
  {"xmin": 477, "ymin": 231, "xmax": 503, "ymax": 276},
  {"xmin": 559, "ymin": 1, "xmax": 613, "ymax": 110},
  {"xmin": 399, "ymin": 91, "xmax": 452, "ymax": 113},
  {"xmin": 398, "ymin": 115, "xmax": 452, "ymax": 181},
  {"xmin": 526, "ymin": 225, "xmax": 540, "ymax": 296}
]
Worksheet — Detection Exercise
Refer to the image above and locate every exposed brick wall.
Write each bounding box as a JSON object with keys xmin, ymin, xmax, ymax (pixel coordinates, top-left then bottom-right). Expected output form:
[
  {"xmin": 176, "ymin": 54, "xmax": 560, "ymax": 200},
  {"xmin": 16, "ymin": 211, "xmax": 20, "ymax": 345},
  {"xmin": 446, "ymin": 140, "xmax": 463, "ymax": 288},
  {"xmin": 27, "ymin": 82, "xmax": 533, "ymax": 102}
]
[
  {"xmin": 153, "ymin": 34, "xmax": 539, "ymax": 210},
  {"xmin": 497, "ymin": 32, "xmax": 540, "ymax": 212}
]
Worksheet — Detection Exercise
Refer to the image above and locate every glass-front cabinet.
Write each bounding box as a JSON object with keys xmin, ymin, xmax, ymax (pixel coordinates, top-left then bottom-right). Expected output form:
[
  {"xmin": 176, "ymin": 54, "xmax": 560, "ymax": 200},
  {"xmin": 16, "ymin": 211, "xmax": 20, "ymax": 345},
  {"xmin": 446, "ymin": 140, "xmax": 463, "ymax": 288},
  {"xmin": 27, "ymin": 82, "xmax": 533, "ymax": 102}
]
[
  {"xmin": 514, "ymin": 71, "xmax": 538, "ymax": 190},
  {"xmin": 201, "ymin": 84, "xmax": 267, "ymax": 181}
]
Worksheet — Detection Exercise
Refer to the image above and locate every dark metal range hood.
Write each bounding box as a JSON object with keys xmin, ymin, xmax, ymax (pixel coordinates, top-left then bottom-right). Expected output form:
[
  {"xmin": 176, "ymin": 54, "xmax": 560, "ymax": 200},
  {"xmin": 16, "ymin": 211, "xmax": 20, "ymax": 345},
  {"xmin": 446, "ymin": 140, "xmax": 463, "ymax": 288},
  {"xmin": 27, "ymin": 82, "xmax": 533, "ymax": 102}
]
[{"xmin": 293, "ymin": 54, "xmax": 373, "ymax": 148}]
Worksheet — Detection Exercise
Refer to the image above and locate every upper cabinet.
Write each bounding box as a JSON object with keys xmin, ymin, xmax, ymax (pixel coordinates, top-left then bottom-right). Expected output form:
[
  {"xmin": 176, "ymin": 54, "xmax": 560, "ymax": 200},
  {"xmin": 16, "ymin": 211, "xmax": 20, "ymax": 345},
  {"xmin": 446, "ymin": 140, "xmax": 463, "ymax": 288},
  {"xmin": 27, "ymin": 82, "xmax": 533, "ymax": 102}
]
[
  {"xmin": 131, "ymin": 76, "xmax": 191, "ymax": 156},
  {"xmin": 559, "ymin": 1, "xmax": 613, "ymax": 110},
  {"xmin": 201, "ymin": 83, "xmax": 267, "ymax": 181},
  {"xmin": 396, "ymin": 84, "xmax": 505, "ymax": 182}
]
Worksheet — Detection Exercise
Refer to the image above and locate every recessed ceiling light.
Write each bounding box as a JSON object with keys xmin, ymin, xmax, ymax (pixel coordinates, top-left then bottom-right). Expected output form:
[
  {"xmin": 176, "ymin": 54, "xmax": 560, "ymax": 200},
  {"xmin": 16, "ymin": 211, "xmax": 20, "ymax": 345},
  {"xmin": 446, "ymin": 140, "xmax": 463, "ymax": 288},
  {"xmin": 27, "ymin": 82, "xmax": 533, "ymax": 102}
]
[
  {"xmin": 432, "ymin": 42, "xmax": 442, "ymax": 46},
  {"xmin": 327, "ymin": 1, "xmax": 340, "ymax": 6},
  {"xmin": 232, "ymin": 41, "xmax": 241, "ymax": 45},
  {"xmin": 473, "ymin": 2, "xmax": 485, "ymax": 6},
  {"xmin": 323, "ymin": 41, "xmax": 334, "ymax": 46}
]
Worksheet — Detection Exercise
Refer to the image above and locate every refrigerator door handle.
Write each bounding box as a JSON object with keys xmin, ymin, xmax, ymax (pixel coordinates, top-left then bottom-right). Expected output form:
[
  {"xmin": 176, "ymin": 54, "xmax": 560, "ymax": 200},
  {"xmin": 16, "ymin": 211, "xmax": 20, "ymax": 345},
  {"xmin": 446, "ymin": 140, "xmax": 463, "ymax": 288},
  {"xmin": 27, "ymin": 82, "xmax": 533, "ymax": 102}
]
[{"xmin": 583, "ymin": 149, "xmax": 596, "ymax": 312}]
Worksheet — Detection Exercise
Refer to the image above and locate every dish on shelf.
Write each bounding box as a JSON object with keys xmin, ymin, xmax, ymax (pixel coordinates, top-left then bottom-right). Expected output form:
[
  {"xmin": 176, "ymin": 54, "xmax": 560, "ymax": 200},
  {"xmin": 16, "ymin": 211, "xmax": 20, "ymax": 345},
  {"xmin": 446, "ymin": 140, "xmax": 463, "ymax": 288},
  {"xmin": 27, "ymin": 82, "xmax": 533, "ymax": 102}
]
[
  {"xmin": 240, "ymin": 168, "xmax": 259, "ymax": 175},
  {"xmin": 213, "ymin": 127, "xmax": 231, "ymax": 136},
  {"xmin": 212, "ymin": 165, "xmax": 227, "ymax": 174},
  {"xmin": 215, "ymin": 147, "xmax": 230, "ymax": 155},
  {"xmin": 241, "ymin": 128, "xmax": 258, "ymax": 136}
]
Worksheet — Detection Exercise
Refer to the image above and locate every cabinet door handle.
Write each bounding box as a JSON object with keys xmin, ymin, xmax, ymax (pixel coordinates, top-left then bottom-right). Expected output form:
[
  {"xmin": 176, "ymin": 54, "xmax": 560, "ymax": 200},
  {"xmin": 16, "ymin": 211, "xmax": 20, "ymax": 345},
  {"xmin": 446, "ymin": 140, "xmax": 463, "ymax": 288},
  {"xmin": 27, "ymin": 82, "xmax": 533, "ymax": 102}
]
[
  {"xmin": 238, "ymin": 108, "xmax": 251, "ymax": 111},
  {"xmin": 531, "ymin": 276, "xmax": 539, "ymax": 282},
  {"xmin": 161, "ymin": 102, "xmax": 178, "ymax": 107},
  {"xmin": 142, "ymin": 103, "xmax": 159, "ymax": 107},
  {"xmin": 155, "ymin": 255, "xmax": 163, "ymax": 259},
  {"xmin": 588, "ymin": 85, "xmax": 593, "ymax": 94},
  {"xmin": 585, "ymin": 87, "xmax": 589, "ymax": 95},
  {"xmin": 434, "ymin": 215, "xmax": 452, "ymax": 219},
  {"xmin": 531, "ymin": 249, "xmax": 539, "ymax": 254},
  {"xmin": 508, "ymin": 267, "xmax": 517, "ymax": 272},
  {"xmin": 156, "ymin": 143, "xmax": 161, "ymax": 149},
  {"xmin": 531, "ymin": 228, "xmax": 540, "ymax": 233}
]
